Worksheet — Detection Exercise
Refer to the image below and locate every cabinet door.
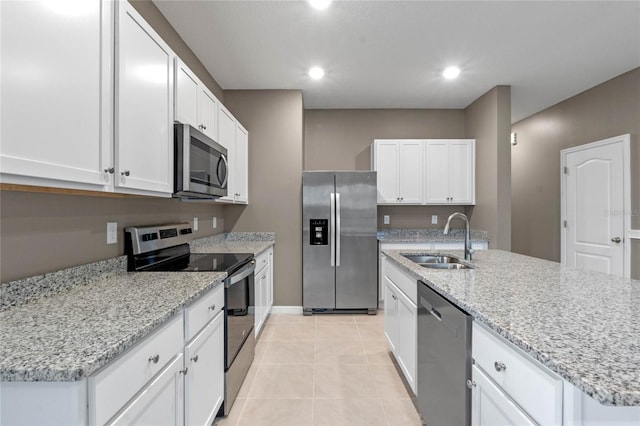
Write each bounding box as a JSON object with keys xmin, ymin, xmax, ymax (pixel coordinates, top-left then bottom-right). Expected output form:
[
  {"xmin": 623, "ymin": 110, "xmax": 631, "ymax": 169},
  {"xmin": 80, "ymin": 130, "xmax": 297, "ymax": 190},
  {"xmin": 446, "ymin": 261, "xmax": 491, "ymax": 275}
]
[
  {"xmin": 0, "ymin": 0, "xmax": 111, "ymax": 188},
  {"xmin": 174, "ymin": 59, "xmax": 198, "ymax": 128},
  {"xmin": 383, "ymin": 279, "xmax": 399, "ymax": 353},
  {"xmin": 184, "ymin": 312, "xmax": 224, "ymax": 426},
  {"xmin": 198, "ymin": 88, "xmax": 218, "ymax": 141},
  {"xmin": 267, "ymin": 250, "xmax": 274, "ymax": 311},
  {"xmin": 115, "ymin": 1, "xmax": 174, "ymax": 195},
  {"xmin": 397, "ymin": 288, "xmax": 417, "ymax": 394},
  {"xmin": 449, "ymin": 140, "xmax": 475, "ymax": 204},
  {"xmin": 398, "ymin": 141, "xmax": 423, "ymax": 204},
  {"xmin": 216, "ymin": 105, "xmax": 236, "ymax": 203},
  {"xmin": 471, "ymin": 365, "xmax": 536, "ymax": 426},
  {"xmin": 374, "ymin": 141, "xmax": 400, "ymax": 203},
  {"xmin": 107, "ymin": 354, "xmax": 184, "ymax": 426},
  {"xmin": 234, "ymin": 123, "xmax": 249, "ymax": 204},
  {"xmin": 254, "ymin": 269, "xmax": 265, "ymax": 337},
  {"xmin": 424, "ymin": 141, "xmax": 450, "ymax": 204}
]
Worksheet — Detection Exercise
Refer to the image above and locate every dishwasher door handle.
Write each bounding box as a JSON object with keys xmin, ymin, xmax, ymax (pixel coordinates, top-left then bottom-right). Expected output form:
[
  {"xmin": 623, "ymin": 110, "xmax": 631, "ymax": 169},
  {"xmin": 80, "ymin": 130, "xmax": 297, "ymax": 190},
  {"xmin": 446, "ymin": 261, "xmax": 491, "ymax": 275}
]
[{"xmin": 429, "ymin": 307, "xmax": 442, "ymax": 321}]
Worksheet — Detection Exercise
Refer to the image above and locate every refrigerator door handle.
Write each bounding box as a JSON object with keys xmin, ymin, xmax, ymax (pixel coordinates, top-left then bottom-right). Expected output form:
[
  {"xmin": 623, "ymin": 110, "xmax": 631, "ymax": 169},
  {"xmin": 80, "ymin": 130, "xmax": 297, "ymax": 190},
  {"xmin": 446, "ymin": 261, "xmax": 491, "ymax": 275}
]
[
  {"xmin": 336, "ymin": 192, "xmax": 341, "ymax": 267},
  {"xmin": 330, "ymin": 192, "xmax": 335, "ymax": 267}
]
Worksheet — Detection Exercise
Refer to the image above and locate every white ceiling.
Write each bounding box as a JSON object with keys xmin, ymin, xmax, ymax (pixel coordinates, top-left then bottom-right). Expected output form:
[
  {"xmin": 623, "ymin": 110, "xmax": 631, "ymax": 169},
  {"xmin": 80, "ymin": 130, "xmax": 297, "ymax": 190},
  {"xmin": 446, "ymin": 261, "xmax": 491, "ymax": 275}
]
[{"xmin": 154, "ymin": 0, "xmax": 640, "ymax": 122}]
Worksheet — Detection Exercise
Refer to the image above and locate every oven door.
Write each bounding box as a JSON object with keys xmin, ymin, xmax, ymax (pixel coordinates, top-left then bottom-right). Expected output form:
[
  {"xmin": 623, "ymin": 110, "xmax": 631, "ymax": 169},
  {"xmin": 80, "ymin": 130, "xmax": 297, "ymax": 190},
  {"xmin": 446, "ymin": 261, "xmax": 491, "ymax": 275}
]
[
  {"xmin": 174, "ymin": 123, "xmax": 228, "ymax": 198},
  {"xmin": 225, "ymin": 260, "xmax": 256, "ymax": 369}
]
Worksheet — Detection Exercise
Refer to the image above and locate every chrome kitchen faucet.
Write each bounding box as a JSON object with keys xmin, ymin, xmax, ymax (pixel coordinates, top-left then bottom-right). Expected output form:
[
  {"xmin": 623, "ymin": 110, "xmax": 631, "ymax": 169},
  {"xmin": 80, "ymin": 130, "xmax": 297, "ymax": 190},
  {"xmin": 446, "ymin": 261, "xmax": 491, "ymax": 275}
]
[{"xmin": 444, "ymin": 212, "xmax": 474, "ymax": 261}]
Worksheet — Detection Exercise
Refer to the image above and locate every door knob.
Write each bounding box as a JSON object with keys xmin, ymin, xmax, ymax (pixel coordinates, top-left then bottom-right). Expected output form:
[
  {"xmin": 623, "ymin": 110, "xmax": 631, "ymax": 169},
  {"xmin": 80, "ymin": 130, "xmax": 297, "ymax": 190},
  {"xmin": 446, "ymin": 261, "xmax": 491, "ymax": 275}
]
[{"xmin": 611, "ymin": 237, "xmax": 622, "ymax": 243}]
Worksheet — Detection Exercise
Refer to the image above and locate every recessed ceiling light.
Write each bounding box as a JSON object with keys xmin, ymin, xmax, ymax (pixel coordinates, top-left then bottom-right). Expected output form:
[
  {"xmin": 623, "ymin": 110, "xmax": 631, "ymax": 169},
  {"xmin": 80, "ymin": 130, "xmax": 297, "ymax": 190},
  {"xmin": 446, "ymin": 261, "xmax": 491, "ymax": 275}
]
[
  {"xmin": 443, "ymin": 66, "xmax": 461, "ymax": 80},
  {"xmin": 308, "ymin": 0, "xmax": 332, "ymax": 10},
  {"xmin": 309, "ymin": 66, "xmax": 325, "ymax": 80}
]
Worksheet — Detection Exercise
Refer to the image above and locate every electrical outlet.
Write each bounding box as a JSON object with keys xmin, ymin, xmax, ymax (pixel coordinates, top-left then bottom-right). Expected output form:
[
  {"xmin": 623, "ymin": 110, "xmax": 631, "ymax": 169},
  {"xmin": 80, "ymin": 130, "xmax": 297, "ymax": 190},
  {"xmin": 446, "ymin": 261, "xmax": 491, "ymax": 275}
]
[
  {"xmin": 107, "ymin": 222, "xmax": 118, "ymax": 244},
  {"xmin": 383, "ymin": 215, "xmax": 390, "ymax": 225},
  {"xmin": 212, "ymin": 217, "xmax": 217, "ymax": 229},
  {"xmin": 193, "ymin": 217, "xmax": 199, "ymax": 231},
  {"xmin": 432, "ymin": 215, "xmax": 438, "ymax": 224}
]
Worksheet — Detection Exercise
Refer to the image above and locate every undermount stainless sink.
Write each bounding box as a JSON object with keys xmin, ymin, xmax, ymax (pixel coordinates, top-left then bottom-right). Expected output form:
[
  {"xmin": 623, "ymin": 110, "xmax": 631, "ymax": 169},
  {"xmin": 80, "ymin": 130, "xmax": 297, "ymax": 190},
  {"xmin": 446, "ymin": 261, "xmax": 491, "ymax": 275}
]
[{"xmin": 402, "ymin": 254, "xmax": 474, "ymax": 270}]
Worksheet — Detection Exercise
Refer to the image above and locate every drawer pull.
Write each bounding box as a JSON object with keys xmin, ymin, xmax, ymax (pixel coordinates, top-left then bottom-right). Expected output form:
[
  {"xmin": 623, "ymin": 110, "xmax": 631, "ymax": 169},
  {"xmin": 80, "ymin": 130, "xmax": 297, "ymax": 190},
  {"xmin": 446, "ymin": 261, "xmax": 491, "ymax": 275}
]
[
  {"xmin": 180, "ymin": 368, "xmax": 188, "ymax": 375},
  {"xmin": 466, "ymin": 379, "xmax": 477, "ymax": 389},
  {"xmin": 208, "ymin": 304, "xmax": 216, "ymax": 311},
  {"xmin": 190, "ymin": 355, "xmax": 199, "ymax": 363},
  {"xmin": 494, "ymin": 361, "xmax": 507, "ymax": 372},
  {"xmin": 148, "ymin": 354, "xmax": 160, "ymax": 364}
]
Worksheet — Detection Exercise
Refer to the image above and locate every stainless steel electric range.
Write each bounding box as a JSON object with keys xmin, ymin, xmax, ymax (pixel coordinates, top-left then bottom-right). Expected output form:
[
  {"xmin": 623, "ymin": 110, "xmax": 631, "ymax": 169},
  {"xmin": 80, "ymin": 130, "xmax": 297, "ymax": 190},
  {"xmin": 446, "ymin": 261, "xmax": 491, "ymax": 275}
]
[{"xmin": 125, "ymin": 223, "xmax": 255, "ymax": 417}]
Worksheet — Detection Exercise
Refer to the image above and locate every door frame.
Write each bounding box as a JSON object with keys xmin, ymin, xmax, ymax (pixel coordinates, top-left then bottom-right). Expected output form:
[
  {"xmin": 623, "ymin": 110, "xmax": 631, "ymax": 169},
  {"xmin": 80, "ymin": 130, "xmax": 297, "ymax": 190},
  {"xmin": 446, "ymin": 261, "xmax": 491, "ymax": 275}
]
[{"xmin": 560, "ymin": 134, "xmax": 631, "ymax": 278}]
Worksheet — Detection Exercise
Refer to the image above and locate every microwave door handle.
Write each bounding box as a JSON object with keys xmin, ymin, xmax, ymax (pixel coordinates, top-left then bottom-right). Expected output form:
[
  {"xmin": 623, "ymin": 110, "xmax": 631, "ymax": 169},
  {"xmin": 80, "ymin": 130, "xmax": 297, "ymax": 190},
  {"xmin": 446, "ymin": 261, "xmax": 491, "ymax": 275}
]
[{"xmin": 218, "ymin": 154, "xmax": 229, "ymax": 188}]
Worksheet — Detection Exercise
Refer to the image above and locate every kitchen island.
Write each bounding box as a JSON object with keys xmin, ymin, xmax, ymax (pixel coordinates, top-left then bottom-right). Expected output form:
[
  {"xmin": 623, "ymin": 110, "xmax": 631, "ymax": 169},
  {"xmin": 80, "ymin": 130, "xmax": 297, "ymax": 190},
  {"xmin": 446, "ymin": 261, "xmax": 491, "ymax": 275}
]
[{"xmin": 383, "ymin": 249, "xmax": 640, "ymax": 423}]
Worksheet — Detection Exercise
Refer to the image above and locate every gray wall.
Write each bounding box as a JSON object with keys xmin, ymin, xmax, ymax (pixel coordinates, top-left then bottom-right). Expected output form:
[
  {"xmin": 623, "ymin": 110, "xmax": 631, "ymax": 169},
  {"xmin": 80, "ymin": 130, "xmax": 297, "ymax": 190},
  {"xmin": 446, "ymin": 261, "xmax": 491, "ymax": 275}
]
[
  {"xmin": 223, "ymin": 90, "xmax": 305, "ymax": 306},
  {"xmin": 0, "ymin": 191, "xmax": 225, "ymax": 282},
  {"xmin": 511, "ymin": 68, "xmax": 639, "ymax": 277},
  {"xmin": 304, "ymin": 109, "xmax": 468, "ymax": 229},
  {"xmin": 464, "ymin": 86, "xmax": 512, "ymax": 250}
]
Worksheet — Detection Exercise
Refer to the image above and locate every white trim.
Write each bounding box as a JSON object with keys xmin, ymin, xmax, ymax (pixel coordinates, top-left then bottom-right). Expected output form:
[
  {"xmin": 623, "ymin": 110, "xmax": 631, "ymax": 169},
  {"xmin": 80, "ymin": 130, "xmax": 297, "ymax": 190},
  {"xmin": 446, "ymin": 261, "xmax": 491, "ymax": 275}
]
[
  {"xmin": 270, "ymin": 306, "xmax": 303, "ymax": 315},
  {"xmin": 628, "ymin": 230, "xmax": 640, "ymax": 239},
  {"xmin": 560, "ymin": 134, "xmax": 631, "ymax": 278}
]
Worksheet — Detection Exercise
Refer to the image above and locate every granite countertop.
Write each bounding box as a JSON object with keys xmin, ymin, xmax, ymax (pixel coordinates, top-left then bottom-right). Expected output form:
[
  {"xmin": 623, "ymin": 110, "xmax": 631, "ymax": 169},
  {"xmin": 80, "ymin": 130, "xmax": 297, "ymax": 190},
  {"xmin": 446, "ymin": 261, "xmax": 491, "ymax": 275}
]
[
  {"xmin": 383, "ymin": 249, "xmax": 640, "ymax": 406},
  {"xmin": 0, "ymin": 232, "xmax": 275, "ymax": 383},
  {"xmin": 378, "ymin": 228, "xmax": 488, "ymax": 243}
]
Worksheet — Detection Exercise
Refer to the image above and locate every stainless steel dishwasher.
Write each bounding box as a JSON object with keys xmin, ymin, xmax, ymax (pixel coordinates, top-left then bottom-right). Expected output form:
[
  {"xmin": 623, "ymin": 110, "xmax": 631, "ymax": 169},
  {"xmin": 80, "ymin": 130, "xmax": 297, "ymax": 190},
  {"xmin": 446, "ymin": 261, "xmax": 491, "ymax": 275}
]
[{"xmin": 417, "ymin": 280, "xmax": 472, "ymax": 426}]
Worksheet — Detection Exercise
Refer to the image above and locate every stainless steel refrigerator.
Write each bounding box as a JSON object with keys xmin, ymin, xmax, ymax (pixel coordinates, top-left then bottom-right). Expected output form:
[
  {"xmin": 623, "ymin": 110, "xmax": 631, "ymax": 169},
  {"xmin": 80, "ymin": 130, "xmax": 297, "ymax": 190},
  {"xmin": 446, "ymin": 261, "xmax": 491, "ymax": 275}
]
[{"xmin": 302, "ymin": 171, "xmax": 378, "ymax": 314}]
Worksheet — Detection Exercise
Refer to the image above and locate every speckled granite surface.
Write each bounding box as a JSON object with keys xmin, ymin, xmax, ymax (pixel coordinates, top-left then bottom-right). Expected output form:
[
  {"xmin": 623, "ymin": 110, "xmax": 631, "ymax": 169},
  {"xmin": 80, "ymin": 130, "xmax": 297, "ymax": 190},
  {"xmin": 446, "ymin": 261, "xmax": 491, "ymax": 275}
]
[
  {"xmin": 378, "ymin": 228, "xmax": 488, "ymax": 243},
  {"xmin": 0, "ymin": 232, "xmax": 274, "ymax": 382},
  {"xmin": 191, "ymin": 232, "xmax": 275, "ymax": 255},
  {"xmin": 383, "ymin": 249, "xmax": 640, "ymax": 406}
]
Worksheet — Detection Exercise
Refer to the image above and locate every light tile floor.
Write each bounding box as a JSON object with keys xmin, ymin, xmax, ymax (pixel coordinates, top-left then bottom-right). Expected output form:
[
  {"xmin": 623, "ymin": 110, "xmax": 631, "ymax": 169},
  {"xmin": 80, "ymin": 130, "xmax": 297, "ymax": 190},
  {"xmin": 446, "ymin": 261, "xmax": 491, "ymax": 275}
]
[{"xmin": 215, "ymin": 313, "xmax": 422, "ymax": 426}]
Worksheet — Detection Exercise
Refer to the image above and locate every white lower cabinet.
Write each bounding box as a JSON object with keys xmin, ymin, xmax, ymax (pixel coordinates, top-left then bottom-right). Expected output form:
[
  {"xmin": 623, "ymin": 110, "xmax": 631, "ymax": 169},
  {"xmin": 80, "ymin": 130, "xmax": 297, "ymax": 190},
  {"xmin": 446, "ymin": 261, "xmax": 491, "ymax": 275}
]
[
  {"xmin": 254, "ymin": 247, "xmax": 274, "ymax": 337},
  {"xmin": 107, "ymin": 354, "xmax": 185, "ymax": 426},
  {"xmin": 184, "ymin": 310, "xmax": 224, "ymax": 426},
  {"xmin": 472, "ymin": 322, "xmax": 562, "ymax": 426},
  {"xmin": 382, "ymin": 257, "xmax": 417, "ymax": 394},
  {"xmin": 472, "ymin": 364, "xmax": 536, "ymax": 426}
]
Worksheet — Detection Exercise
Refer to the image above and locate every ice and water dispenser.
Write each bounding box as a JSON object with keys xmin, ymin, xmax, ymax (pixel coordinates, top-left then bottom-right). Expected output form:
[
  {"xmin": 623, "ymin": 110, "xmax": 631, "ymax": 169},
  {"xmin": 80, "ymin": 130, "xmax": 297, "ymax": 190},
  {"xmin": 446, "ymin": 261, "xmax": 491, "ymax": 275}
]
[{"xmin": 309, "ymin": 219, "xmax": 328, "ymax": 245}]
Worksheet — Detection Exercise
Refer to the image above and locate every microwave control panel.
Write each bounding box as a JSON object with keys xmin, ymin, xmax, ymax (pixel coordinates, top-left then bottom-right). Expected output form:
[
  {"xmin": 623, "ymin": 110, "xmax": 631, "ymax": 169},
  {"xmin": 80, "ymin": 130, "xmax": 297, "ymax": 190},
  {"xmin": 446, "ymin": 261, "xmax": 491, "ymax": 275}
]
[{"xmin": 310, "ymin": 219, "xmax": 328, "ymax": 245}]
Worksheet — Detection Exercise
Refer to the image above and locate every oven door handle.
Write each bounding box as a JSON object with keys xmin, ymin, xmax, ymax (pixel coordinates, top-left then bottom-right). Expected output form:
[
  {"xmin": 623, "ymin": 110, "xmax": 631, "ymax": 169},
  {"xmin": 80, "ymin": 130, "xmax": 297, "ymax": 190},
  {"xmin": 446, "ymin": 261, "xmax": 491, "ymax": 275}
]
[{"xmin": 226, "ymin": 260, "xmax": 256, "ymax": 287}]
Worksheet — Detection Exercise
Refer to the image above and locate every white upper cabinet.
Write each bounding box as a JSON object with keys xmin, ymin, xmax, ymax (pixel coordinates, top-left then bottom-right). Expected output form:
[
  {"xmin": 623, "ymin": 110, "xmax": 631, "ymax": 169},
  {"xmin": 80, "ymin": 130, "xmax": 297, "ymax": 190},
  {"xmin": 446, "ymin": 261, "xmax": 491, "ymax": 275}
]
[
  {"xmin": 217, "ymin": 105, "xmax": 249, "ymax": 204},
  {"xmin": 372, "ymin": 140, "xmax": 423, "ymax": 204},
  {"xmin": 174, "ymin": 58, "xmax": 219, "ymax": 141},
  {"xmin": 0, "ymin": 0, "xmax": 112, "ymax": 189},
  {"xmin": 424, "ymin": 139, "xmax": 475, "ymax": 205},
  {"xmin": 372, "ymin": 139, "xmax": 475, "ymax": 205},
  {"xmin": 115, "ymin": 1, "xmax": 175, "ymax": 196}
]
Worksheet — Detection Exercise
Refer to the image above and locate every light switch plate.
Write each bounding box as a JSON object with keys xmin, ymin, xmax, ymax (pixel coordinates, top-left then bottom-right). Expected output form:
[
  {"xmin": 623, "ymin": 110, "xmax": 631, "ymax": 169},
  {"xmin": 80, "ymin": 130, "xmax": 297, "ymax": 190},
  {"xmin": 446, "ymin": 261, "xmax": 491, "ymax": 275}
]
[
  {"xmin": 432, "ymin": 215, "xmax": 438, "ymax": 224},
  {"xmin": 193, "ymin": 217, "xmax": 199, "ymax": 231},
  {"xmin": 107, "ymin": 222, "xmax": 117, "ymax": 245},
  {"xmin": 212, "ymin": 217, "xmax": 217, "ymax": 228},
  {"xmin": 383, "ymin": 215, "xmax": 390, "ymax": 225}
]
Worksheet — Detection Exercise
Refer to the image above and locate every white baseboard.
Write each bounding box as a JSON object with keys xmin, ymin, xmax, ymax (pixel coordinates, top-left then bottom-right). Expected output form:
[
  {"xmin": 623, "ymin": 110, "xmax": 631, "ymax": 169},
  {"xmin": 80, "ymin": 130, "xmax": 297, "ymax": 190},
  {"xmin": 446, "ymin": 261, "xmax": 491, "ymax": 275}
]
[{"xmin": 270, "ymin": 306, "xmax": 303, "ymax": 314}]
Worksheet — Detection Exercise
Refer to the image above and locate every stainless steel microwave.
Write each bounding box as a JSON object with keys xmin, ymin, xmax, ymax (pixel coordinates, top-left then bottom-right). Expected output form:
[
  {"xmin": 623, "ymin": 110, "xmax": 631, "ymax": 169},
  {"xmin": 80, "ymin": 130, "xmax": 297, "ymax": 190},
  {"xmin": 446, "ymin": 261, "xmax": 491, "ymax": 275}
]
[{"xmin": 174, "ymin": 123, "xmax": 228, "ymax": 199}]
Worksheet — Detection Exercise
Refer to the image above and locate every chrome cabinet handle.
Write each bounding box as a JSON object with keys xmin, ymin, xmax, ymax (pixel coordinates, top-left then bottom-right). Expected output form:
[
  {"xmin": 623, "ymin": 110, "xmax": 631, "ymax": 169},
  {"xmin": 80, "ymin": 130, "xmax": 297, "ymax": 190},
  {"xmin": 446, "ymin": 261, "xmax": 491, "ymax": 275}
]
[
  {"xmin": 494, "ymin": 361, "xmax": 506, "ymax": 372},
  {"xmin": 611, "ymin": 237, "xmax": 622, "ymax": 243},
  {"xmin": 391, "ymin": 294, "xmax": 397, "ymax": 300},
  {"xmin": 121, "ymin": 170, "xmax": 130, "ymax": 176},
  {"xmin": 104, "ymin": 167, "xmax": 114, "ymax": 174},
  {"xmin": 148, "ymin": 354, "xmax": 160, "ymax": 364},
  {"xmin": 208, "ymin": 304, "xmax": 216, "ymax": 311},
  {"xmin": 180, "ymin": 368, "xmax": 188, "ymax": 375},
  {"xmin": 466, "ymin": 379, "xmax": 477, "ymax": 389},
  {"xmin": 190, "ymin": 355, "xmax": 199, "ymax": 363}
]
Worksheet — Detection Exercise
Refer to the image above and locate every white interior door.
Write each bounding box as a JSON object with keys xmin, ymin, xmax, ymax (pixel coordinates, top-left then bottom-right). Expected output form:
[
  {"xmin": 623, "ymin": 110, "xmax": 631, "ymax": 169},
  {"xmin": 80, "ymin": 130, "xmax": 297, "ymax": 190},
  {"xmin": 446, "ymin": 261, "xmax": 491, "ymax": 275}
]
[{"xmin": 562, "ymin": 137, "xmax": 627, "ymax": 276}]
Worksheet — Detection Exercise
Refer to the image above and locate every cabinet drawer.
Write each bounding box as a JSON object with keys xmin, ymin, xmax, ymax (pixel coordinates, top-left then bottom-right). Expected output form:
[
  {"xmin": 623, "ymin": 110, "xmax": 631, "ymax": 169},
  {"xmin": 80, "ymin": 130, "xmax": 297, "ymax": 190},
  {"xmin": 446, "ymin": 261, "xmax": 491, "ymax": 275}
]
[
  {"xmin": 384, "ymin": 259, "xmax": 417, "ymax": 304},
  {"xmin": 472, "ymin": 323, "xmax": 563, "ymax": 426},
  {"xmin": 89, "ymin": 314, "xmax": 183, "ymax": 426},
  {"xmin": 186, "ymin": 283, "xmax": 224, "ymax": 341},
  {"xmin": 255, "ymin": 249, "xmax": 270, "ymax": 274}
]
